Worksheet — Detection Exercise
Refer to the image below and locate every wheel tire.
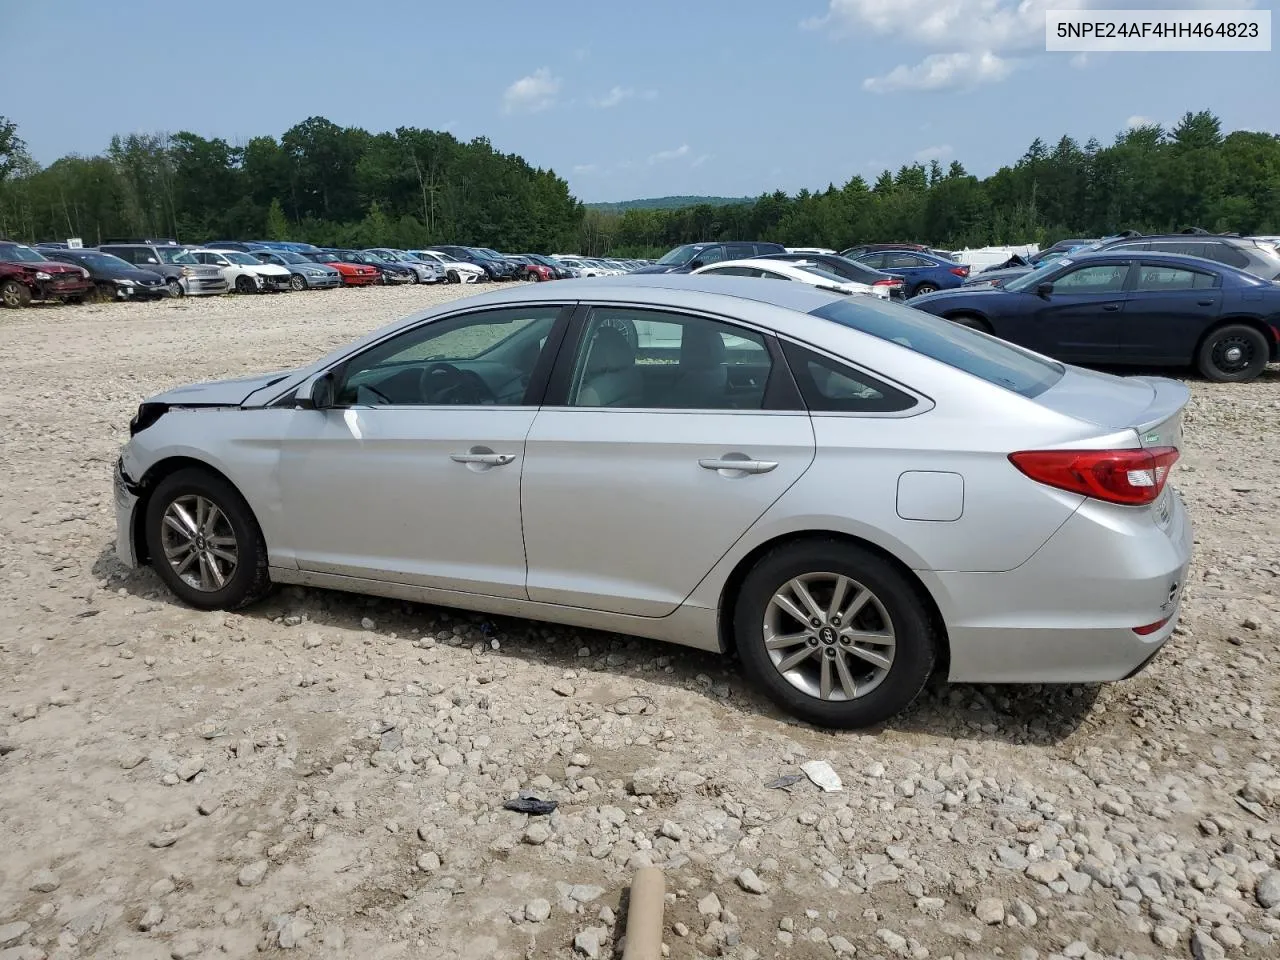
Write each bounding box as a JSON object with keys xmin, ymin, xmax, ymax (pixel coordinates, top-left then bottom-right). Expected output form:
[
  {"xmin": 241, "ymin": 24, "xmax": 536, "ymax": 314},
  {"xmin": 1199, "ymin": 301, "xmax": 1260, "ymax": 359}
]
[
  {"xmin": 144, "ymin": 468, "xmax": 272, "ymax": 611},
  {"xmin": 234, "ymin": 275, "xmax": 257, "ymax": 294},
  {"xmin": 949, "ymin": 314, "xmax": 991, "ymax": 334},
  {"xmin": 166, "ymin": 278, "xmax": 184, "ymax": 298},
  {"xmin": 1197, "ymin": 324, "xmax": 1269, "ymax": 383},
  {"xmin": 447, "ymin": 270, "xmax": 460, "ymax": 284},
  {"xmin": 912, "ymin": 282, "xmax": 938, "ymax": 297},
  {"xmin": 1, "ymin": 279, "xmax": 32, "ymax": 308},
  {"xmin": 733, "ymin": 539, "xmax": 937, "ymax": 729},
  {"xmin": 290, "ymin": 274, "xmax": 307, "ymax": 292},
  {"xmin": 66, "ymin": 295, "xmax": 86, "ymax": 305}
]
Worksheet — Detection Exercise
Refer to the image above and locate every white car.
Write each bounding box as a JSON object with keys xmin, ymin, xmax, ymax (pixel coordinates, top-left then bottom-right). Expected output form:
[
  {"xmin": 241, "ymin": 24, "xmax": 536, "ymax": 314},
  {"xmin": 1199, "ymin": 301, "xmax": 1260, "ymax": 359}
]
[
  {"xmin": 553, "ymin": 257, "xmax": 611, "ymax": 278},
  {"xmin": 693, "ymin": 258, "xmax": 887, "ymax": 300},
  {"xmin": 787, "ymin": 247, "xmax": 836, "ymax": 255},
  {"xmin": 408, "ymin": 250, "xmax": 486, "ymax": 284},
  {"xmin": 187, "ymin": 249, "xmax": 292, "ymax": 294}
]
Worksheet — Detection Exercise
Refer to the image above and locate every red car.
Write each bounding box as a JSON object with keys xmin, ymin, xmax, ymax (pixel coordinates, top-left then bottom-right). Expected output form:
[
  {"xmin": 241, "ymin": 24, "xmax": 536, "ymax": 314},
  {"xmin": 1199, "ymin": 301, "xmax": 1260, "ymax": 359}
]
[
  {"xmin": 0, "ymin": 241, "xmax": 95, "ymax": 307},
  {"xmin": 300, "ymin": 251, "xmax": 380, "ymax": 286}
]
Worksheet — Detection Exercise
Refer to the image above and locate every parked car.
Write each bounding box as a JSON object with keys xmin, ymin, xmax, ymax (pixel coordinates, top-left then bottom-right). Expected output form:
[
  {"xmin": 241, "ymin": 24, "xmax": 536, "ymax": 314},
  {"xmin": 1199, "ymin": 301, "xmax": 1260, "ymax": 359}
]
[
  {"xmin": 43, "ymin": 248, "xmax": 169, "ymax": 300},
  {"xmin": 515, "ymin": 253, "xmax": 573, "ymax": 280},
  {"xmin": 325, "ymin": 249, "xmax": 415, "ymax": 284},
  {"xmin": 98, "ymin": 242, "xmax": 229, "ymax": 297},
  {"xmin": 693, "ymin": 258, "xmax": 890, "ymax": 299},
  {"xmin": 425, "ymin": 245, "xmax": 517, "ymax": 281},
  {"xmin": 551, "ymin": 256, "xmax": 606, "ymax": 277},
  {"xmin": 407, "ymin": 250, "xmax": 486, "ymax": 284},
  {"xmin": 503, "ymin": 255, "xmax": 556, "ymax": 282},
  {"xmin": 115, "ymin": 275, "xmax": 1192, "ymax": 729},
  {"xmin": 364, "ymin": 249, "xmax": 446, "ymax": 284},
  {"xmin": 186, "ymin": 248, "xmax": 292, "ymax": 293},
  {"xmin": 911, "ymin": 251, "xmax": 1280, "ymax": 382},
  {"xmin": 1086, "ymin": 233, "xmax": 1280, "ymax": 281},
  {"xmin": 849, "ymin": 250, "xmax": 969, "ymax": 297},
  {"xmin": 0, "ymin": 241, "xmax": 94, "ymax": 307},
  {"xmin": 632, "ymin": 241, "xmax": 788, "ymax": 274},
  {"xmin": 256, "ymin": 241, "xmax": 322, "ymax": 253},
  {"xmin": 762, "ymin": 253, "xmax": 906, "ymax": 299},
  {"xmin": 297, "ymin": 251, "xmax": 380, "ymax": 286},
  {"xmin": 840, "ymin": 242, "xmax": 954, "ymax": 261},
  {"xmin": 472, "ymin": 247, "xmax": 523, "ymax": 280},
  {"xmin": 252, "ymin": 250, "xmax": 342, "ymax": 290},
  {"xmin": 203, "ymin": 241, "xmax": 270, "ymax": 253}
]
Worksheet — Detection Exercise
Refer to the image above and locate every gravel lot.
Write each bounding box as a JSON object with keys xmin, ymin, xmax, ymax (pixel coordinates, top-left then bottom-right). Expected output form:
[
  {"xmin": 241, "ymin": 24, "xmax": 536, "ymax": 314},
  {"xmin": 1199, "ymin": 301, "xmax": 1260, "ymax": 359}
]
[{"xmin": 1, "ymin": 286, "xmax": 1278, "ymax": 960}]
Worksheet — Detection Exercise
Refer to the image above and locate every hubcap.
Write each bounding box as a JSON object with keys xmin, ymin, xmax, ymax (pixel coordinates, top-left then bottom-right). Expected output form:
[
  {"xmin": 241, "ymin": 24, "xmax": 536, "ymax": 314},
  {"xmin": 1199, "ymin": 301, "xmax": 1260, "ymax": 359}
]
[
  {"xmin": 2, "ymin": 285, "xmax": 19, "ymax": 306},
  {"xmin": 1214, "ymin": 336, "xmax": 1252, "ymax": 372},
  {"xmin": 160, "ymin": 495, "xmax": 238, "ymax": 592},
  {"xmin": 763, "ymin": 573, "xmax": 896, "ymax": 702}
]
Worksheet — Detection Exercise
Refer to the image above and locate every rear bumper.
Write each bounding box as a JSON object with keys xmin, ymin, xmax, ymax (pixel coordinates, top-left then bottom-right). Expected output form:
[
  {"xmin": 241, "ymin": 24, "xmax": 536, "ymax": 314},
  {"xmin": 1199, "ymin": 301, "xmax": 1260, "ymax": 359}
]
[{"xmin": 922, "ymin": 489, "xmax": 1193, "ymax": 683}]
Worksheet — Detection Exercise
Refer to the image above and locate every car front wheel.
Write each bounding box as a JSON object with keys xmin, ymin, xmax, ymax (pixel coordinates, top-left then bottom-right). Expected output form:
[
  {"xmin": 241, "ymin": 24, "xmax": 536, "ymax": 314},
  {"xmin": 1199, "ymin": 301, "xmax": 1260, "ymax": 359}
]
[
  {"xmin": 1, "ymin": 279, "xmax": 32, "ymax": 308},
  {"xmin": 291, "ymin": 274, "xmax": 307, "ymax": 291},
  {"xmin": 734, "ymin": 540, "xmax": 936, "ymax": 728},
  {"xmin": 144, "ymin": 468, "xmax": 271, "ymax": 610},
  {"xmin": 1197, "ymin": 324, "xmax": 1269, "ymax": 382},
  {"xmin": 166, "ymin": 278, "xmax": 184, "ymax": 298}
]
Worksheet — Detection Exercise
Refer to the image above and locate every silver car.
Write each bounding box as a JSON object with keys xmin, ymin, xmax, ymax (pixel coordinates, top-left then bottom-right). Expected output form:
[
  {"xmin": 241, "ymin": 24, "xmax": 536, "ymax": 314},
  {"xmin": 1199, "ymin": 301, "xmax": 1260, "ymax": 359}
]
[
  {"xmin": 365, "ymin": 248, "xmax": 446, "ymax": 284},
  {"xmin": 113, "ymin": 276, "xmax": 1192, "ymax": 728}
]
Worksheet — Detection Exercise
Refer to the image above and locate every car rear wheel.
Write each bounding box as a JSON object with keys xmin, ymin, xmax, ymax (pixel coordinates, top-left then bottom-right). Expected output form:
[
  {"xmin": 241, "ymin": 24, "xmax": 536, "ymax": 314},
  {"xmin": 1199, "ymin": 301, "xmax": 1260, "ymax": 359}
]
[
  {"xmin": 1, "ymin": 279, "xmax": 32, "ymax": 308},
  {"xmin": 1197, "ymin": 324, "xmax": 1269, "ymax": 382},
  {"xmin": 913, "ymin": 282, "xmax": 938, "ymax": 297},
  {"xmin": 166, "ymin": 278, "xmax": 184, "ymax": 298},
  {"xmin": 948, "ymin": 314, "xmax": 991, "ymax": 334},
  {"xmin": 291, "ymin": 274, "xmax": 307, "ymax": 291},
  {"xmin": 145, "ymin": 468, "xmax": 271, "ymax": 611},
  {"xmin": 734, "ymin": 540, "xmax": 936, "ymax": 729}
]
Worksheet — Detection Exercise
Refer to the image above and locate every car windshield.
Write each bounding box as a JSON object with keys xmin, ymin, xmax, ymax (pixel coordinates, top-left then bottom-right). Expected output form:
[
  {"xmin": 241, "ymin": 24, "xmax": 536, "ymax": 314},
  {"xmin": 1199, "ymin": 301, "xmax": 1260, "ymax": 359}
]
[
  {"xmin": 154, "ymin": 247, "xmax": 195, "ymax": 264},
  {"xmin": 657, "ymin": 244, "xmax": 701, "ymax": 266},
  {"xmin": 76, "ymin": 252, "xmax": 132, "ymax": 269},
  {"xmin": 222, "ymin": 251, "xmax": 260, "ymax": 265},
  {"xmin": 361, "ymin": 252, "xmax": 389, "ymax": 264},
  {"xmin": 0, "ymin": 243, "xmax": 50, "ymax": 263},
  {"xmin": 811, "ymin": 298, "xmax": 1064, "ymax": 398},
  {"xmin": 427, "ymin": 251, "xmax": 458, "ymax": 263},
  {"xmin": 268, "ymin": 251, "xmax": 308, "ymax": 264},
  {"xmin": 1003, "ymin": 259, "xmax": 1071, "ymax": 292}
]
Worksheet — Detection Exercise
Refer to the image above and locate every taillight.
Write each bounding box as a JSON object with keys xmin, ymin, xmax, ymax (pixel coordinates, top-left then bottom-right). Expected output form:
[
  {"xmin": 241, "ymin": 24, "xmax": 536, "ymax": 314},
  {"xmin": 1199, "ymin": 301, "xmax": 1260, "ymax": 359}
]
[
  {"xmin": 872, "ymin": 279, "xmax": 901, "ymax": 287},
  {"xmin": 950, "ymin": 266, "xmax": 970, "ymax": 277},
  {"xmin": 1008, "ymin": 446, "xmax": 1179, "ymax": 506}
]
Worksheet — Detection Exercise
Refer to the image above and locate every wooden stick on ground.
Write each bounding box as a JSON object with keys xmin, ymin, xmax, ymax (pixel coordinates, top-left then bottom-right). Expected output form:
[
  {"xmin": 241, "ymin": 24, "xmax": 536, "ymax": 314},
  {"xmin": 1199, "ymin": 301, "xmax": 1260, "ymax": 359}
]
[{"xmin": 620, "ymin": 866, "xmax": 665, "ymax": 960}]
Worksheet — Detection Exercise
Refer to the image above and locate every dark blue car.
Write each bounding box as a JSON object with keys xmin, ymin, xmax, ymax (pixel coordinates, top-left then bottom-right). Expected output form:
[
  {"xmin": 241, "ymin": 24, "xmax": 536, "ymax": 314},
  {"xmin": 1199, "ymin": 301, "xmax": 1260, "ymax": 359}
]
[
  {"xmin": 849, "ymin": 249, "xmax": 970, "ymax": 297},
  {"xmin": 909, "ymin": 251, "xmax": 1280, "ymax": 382}
]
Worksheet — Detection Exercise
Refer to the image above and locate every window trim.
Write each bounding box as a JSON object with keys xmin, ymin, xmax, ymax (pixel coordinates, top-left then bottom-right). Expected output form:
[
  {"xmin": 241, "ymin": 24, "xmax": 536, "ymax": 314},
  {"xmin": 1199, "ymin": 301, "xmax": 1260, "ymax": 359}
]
[
  {"xmin": 775, "ymin": 336, "xmax": 933, "ymax": 419},
  {"xmin": 779, "ymin": 339, "xmax": 920, "ymax": 415}
]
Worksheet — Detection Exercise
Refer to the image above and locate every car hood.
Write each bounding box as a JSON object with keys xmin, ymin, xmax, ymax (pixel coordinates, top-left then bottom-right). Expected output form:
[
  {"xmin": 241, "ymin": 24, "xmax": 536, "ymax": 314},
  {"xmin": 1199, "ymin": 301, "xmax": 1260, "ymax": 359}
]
[
  {"xmin": 2, "ymin": 259, "xmax": 82, "ymax": 273},
  {"xmin": 248, "ymin": 264, "xmax": 290, "ymax": 276},
  {"xmin": 912, "ymin": 286, "xmax": 1007, "ymax": 307},
  {"xmin": 144, "ymin": 369, "xmax": 298, "ymax": 407},
  {"xmin": 966, "ymin": 266, "xmax": 1032, "ymax": 284},
  {"xmin": 111, "ymin": 266, "xmax": 167, "ymax": 282}
]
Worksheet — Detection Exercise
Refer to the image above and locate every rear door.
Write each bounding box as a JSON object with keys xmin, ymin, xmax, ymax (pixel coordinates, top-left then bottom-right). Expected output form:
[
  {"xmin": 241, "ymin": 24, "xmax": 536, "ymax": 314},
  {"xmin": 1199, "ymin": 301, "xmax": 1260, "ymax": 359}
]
[
  {"xmin": 1120, "ymin": 262, "xmax": 1222, "ymax": 363},
  {"xmin": 520, "ymin": 304, "xmax": 814, "ymax": 617}
]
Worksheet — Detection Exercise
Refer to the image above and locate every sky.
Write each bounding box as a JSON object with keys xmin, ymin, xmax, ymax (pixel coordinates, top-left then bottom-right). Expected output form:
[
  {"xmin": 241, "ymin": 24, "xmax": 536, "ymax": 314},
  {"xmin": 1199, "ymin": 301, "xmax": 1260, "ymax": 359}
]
[{"xmin": 4, "ymin": 0, "xmax": 1278, "ymax": 203}]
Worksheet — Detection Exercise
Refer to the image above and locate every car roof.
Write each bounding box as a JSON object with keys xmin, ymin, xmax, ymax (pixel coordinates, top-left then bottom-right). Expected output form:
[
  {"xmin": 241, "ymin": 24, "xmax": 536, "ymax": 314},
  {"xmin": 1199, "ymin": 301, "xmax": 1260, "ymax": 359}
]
[{"xmin": 1046, "ymin": 250, "xmax": 1249, "ymax": 273}]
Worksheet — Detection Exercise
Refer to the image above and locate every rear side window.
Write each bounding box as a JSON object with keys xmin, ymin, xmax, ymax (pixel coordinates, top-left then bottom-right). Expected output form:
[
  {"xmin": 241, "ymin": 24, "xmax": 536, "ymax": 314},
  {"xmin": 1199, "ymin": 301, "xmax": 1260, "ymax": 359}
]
[
  {"xmin": 1134, "ymin": 265, "xmax": 1217, "ymax": 291},
  {"xmin": 781, "ymin": 341, "xmax": 916, "ymax": 413},
  {"xmin": 1149, "ymin": 241, "xmax": 1200, "ymax": 257},
  {"xmin": 725, "ymin": 244, "xmax": 756, "ymax": 260},
  {"xmin": 810, "ymin": 298, "xmax": 1064, "ymax": 399},
  {"xmin": 885, "ymin": 253, "xmax": 925, "ymax": 268},
  {"xmin": 1203, "ymin": 242, "xmax": 1249, "ymax": 268}
]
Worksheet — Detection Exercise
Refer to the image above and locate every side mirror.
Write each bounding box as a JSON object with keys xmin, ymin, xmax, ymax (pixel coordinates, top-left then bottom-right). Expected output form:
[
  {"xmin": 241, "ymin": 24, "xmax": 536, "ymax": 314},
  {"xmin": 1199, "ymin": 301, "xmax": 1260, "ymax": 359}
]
[
  {"xmin": 688, "ymin": 259, "xmax": 705, "ymax": 270},
  {"xmin": 308, "ymin": 372, "xmax": 336, "ymax": 410},
  {"xmin": 1036, "ymin": 282, "xmax": 1054, "ymax": 298}
]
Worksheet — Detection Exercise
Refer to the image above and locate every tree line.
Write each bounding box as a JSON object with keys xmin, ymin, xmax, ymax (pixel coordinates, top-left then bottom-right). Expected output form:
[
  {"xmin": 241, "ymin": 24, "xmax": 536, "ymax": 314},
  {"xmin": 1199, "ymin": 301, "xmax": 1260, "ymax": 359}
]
[{"xmin": 1, "ymin": 111, "xmax": 1277, "ymax": 258}]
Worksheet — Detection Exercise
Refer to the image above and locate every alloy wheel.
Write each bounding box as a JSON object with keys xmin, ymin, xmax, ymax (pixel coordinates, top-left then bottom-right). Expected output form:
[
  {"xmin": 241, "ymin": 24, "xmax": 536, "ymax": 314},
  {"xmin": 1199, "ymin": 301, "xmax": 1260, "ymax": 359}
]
[
  {"xmin": 160, "ymin": 494, "xmax": 239, "ymax": 592},
  {"xmin": 762, "ymin": 572, "xmax": 896, "ymax": 701}
]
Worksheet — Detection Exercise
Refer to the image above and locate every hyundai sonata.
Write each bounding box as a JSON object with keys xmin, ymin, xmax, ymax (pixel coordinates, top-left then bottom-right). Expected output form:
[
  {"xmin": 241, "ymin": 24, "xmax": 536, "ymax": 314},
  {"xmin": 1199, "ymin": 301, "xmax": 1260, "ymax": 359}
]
[{"xmin": 115, "ymin": 276, "xmax": 1192, "ymax": 728}]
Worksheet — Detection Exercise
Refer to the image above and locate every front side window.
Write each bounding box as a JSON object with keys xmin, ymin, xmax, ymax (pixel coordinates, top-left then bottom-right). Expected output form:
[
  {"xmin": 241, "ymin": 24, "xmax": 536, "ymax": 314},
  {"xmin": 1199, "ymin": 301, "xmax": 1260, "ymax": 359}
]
[
  {"xmin": 334, "ymin": 307, "xmax": 561, "ymax": 407},
  {"xmin": 781, "ymin": 341, "xmax": 916, "ymax": 413},
  {"xmin": 1134, "ymin": 265, "xmax": 1217, "ymax": 291},
  {"xmin": 1053, "ymin": 263, "xmax": 1130, "ymax": 294},
  {"xmin": 690, "ymin": 246, "xmax": 726, "ymax": 267},
  {"xmin": 568, "ymin": 309, "xmax": 772, "ymax": 410},
  {"xmin": 703, "ymin": 265, "xmax": 761, "ymax": 277},
  {"xmin": 885, "ymin": 253, "xmax": 926, "ymax": 269},
  {"xmin": 857, "ymin": 253, "xmax": 887, "ymax": 269}
]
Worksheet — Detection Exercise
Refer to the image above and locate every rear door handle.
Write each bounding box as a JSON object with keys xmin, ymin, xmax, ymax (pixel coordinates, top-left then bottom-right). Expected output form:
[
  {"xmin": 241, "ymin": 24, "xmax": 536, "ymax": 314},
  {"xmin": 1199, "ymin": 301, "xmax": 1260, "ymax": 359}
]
[
  {"xmin": 451, "ymin": 452, "xmax": 515, "ymax": 465},
  {"xmin": 699, "ymin": 457, "xmax": 778, "ymax": 475},
  {"xmin": 1102, "ymin": 304, "xmax": 1122, "ymax": 312}
]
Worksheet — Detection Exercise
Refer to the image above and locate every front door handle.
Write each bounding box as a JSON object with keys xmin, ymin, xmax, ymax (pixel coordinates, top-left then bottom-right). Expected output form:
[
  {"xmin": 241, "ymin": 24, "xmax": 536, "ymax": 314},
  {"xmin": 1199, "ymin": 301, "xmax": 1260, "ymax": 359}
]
[
  {"xmin": 1197, "ymin": 299, "xmax": 1216, "ymax": 306},
  {"xmin": 451, "ymin": 451, "xmax": 515, "ymax": 466},
  {"xmin": 1101, "ymin": 304, "xmax": 1121, "ymax": 312},
  {"xmin": 699, "ymin": 457, "xmax": 778, "ymax": 475}
]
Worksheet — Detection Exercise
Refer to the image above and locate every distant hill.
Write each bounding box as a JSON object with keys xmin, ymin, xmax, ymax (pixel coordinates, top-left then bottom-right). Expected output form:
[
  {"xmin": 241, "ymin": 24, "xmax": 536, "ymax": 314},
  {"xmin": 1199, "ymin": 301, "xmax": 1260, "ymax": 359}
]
[{"xmin": 585, "ymin": 195, "xmax": 753, "ymax": 212}]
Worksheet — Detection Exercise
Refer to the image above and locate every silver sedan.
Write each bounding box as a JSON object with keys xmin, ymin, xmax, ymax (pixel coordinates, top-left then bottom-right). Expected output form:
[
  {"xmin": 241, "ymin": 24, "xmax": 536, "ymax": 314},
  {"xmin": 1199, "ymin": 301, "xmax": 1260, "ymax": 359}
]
[{"xmin": 114, "ymin": 276, "xmax": 1192, "ymax": 728}]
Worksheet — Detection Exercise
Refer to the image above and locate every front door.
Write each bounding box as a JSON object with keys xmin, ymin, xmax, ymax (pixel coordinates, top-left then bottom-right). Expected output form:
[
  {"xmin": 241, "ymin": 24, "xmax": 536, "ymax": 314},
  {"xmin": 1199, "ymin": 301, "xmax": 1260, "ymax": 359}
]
[
  {"xmin": 1027, "ymin": 261, "xmax": 1131, "ymax": 362},
  {"xmin": 521, "ymin": 306, "xmax": 815, "ymax": 617},
  {"xmin": 276, "ymin": 304, "xmax": 567, "ymax": 598}
]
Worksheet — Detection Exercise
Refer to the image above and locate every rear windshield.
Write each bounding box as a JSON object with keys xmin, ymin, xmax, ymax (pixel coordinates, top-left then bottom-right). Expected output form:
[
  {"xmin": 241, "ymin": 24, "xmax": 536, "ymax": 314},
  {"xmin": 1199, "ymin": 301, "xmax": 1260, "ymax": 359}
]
[{"xmin": 810, "ymin": 298, "xmax": 1064, "ymax": 398}]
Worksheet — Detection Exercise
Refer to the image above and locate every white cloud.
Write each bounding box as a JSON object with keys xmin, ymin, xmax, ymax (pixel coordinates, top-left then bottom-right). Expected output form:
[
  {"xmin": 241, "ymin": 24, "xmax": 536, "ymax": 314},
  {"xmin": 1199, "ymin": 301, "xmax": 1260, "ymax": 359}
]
[
  {"xmin": 864, "ymin": 51, "xmax": 1013, "ymax": 93},
  {"xmin": 502, "ymin": 68, "xmax": 560, "ymax": 114},
  {"xmin": 572, "ymin": 163, "xmax": 598, "ymax": 174},
  {"xmin": 691, "ymin": 153, "xmax": 712, "ymax": 169},
  {"xmin": 914, "ymin": 144, "xmax": 953, "ymax": 163},
  {"xmin": 1125, "ymin": 115, "xmax": 1155, "ymax": 129},
  {"xmin": 593, "ymin": 86, "xmax": 633, "ymax": 108},
  {"xmin": 648, "ymin": 144, "xmax": 690, "ymax": 164}
]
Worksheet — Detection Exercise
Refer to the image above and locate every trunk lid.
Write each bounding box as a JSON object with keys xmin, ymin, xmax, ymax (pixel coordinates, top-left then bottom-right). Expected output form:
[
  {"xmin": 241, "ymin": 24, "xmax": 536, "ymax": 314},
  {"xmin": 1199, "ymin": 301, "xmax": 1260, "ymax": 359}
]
[{"xmin": 1033, "ymin": 367, "xmax": 1187, "ymax": 452}]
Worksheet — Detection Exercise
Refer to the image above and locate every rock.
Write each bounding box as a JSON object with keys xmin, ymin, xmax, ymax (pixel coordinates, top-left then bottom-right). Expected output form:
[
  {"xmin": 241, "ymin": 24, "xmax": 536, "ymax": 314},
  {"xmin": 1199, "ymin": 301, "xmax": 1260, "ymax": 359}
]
[
  {"xmin": 1152, "ymin": 926, "xmax": 1179, "ymax": 949},
  {"xmin": 975, "ymin": 898, "xmax": 1005, "ymax": 925},
  {"xmin": 1257, "ymin": 870, "xmax": 1280, "ymax": 909},
  {"xmin": 150, "ymin": 832, "xmax": 179, "ymax": 848},
  {"xmin": 630, "ymin": 768, "xmax": 662, "ymax": 796},
  {"xmin": 525, "ymin": 899, "xmax": 551, "ymax": 923},
  {"xmin": 1191, "ymin": 929, "xmax": 1226, "ymax": 960},
  {"xmin": 138, "ymin": 904, "xmax": 165, "ymax": 931},
  {"xmin": 28, "ymin": 869, "xmax": 60, "ymax": 893},
  {"xmin": 737, "ymin": 868, "xmax": 766, "ymax": 894},
  {"xmin": 831, "ymin": 934, "xmax": 858, "ymax": 954},
  {"xmin": 238, "ymin": 859, "xmax": 269, "ymax": 887},
  {"xmin": 698, "ymin": 892, "xmax": 722, "ymax": 917},
  {"xmin": 170, "ymin": 936, "xmax": 202, "ymax": 959},
  {"xmin": 119, "ymin": 752, "xmax": 147, "ymax": 770},
  {"xmin": 552, "ymin": 680, "xmax": 575, "ymax": 697},
  {"xmin": 574, "ymin": 926, "xmax": 606, "ymax": 958},
  {"xmin": 360, "ymin": 617, "xmax": 376, "ymax": 630},
  {"xmin": 659, "ymin": 820, "xmax": 684, "ymax": 841},
  {"xmin": 278, "ymin": 916, "xmax": 313, "ymax": 949},
  {"xmin": 523, "ymin": 822, "xmax": 552, "ymax": 845},
  {"xmin": 176, "ymin": 756, "xmax": 206, "ymax": 781},
  {"xmin": 0, "ymin": 924, "xmax": 30, "ymax": 949},
  {"xmin": 1026, "ymin": 860, "xmax": 1060, "ymax": 884},
  {"xmin": 437, "ymin": 747, "xmax": 463, "ymax": 767},
  {"xmin": 196, "ymin": 798, "xmax": 220, "ymax": 816},
  {"xmin": 570, "ymin": 885, "xmax": 604, "ymax": 903},
  {"xmin": 877, "ymin": 929, "xmax": 907, "ymax": 952},
  {"xmin": 416, "ymin": 851, "xmax": 441, "ymax": 872}
]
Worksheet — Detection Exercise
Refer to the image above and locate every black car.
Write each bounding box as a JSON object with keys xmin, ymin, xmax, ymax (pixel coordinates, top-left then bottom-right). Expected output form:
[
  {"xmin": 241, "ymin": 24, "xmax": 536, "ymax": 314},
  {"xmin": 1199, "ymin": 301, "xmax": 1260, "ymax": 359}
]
[
  {"xmin": 426, "ymin": 245, "xmax": 518, "ymax": 281},
  {"xmin": 1087, "ymin": 232, "xmax": 1280, "ymax": 282},
  {"xmin": 43, "ymin": 248, "xmax": 170, "ymax": 300},
  {"xmin": 761, "ymin": 252, "xmax": 906, "ymax": 299},
  {"xmin": 632, "ymin": 241, "xmax": 787, "ymax": 275},
  {"xmin": 910, "ymin": 251, "xmax": 1280, "ymax": 382},
  {"xmin": 324, "ymin": 249, "xmax": 416, "ymax": 284}
]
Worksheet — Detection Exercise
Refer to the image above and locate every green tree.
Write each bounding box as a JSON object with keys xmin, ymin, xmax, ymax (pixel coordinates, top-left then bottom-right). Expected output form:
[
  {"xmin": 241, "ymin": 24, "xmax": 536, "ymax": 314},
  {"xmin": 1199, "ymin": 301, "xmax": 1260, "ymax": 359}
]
[{"xmin": 265, "ymin": 198, "xmax": 290, "ymax": 240}]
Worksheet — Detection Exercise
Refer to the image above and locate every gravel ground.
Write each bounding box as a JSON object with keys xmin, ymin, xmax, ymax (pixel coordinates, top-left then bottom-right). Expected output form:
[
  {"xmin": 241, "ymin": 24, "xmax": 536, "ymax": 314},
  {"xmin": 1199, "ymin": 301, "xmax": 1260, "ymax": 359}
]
[{"xmin": 1, "ymin": 286, "xmax": 1278, "ymax": 960}]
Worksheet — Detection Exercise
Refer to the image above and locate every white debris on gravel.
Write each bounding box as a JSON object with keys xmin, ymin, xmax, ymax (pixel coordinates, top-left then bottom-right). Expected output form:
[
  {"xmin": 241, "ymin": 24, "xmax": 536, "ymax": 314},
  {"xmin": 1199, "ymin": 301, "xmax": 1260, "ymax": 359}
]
[{"xmin": 0, "ymin": 286, "xmax": 1278, "ymax": 959}]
